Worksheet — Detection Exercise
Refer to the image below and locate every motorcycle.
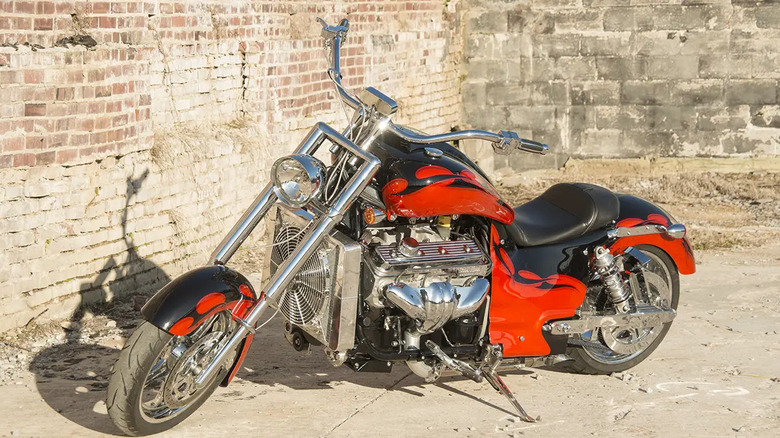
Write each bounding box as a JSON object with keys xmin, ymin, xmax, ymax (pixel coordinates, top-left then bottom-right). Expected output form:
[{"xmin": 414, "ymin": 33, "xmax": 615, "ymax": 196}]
[{"xmin": 106, "ymin": 18, "xmax": 695, "ymax": 436}]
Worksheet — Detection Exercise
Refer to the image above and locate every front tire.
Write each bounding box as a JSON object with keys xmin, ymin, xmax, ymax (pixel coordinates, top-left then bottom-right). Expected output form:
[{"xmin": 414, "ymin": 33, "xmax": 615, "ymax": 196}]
[
  {"xmin": 107, "ymin": 312, "xmax": 237, "ymax": 436},
  {"xmin": 563, "ymin": 245, "xmax": 680, "ymax": 375}
]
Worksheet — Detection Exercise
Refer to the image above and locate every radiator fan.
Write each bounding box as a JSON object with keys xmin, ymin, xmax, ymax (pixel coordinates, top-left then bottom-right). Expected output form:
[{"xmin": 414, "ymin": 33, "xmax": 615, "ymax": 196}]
[{"xmin": 269, "ymin": 224, "xmax": 328, "ymax": 326}]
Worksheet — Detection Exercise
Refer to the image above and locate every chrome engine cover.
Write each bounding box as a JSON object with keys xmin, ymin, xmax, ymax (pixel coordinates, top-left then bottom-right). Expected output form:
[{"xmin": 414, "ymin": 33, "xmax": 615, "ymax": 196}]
[{"xmin": 362, "ymin": 228, "xmax": 492, "ymax": 309}]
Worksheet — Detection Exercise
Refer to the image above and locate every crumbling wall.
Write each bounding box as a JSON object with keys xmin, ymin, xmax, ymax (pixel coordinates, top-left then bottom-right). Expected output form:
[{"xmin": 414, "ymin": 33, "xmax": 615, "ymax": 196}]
[
  {"xmin": 0, "ymin": 0, "xmax": 463, "ymax": 331},
  {"xmin": 461, "ymin": 0, "xmax": 780, "ymax": 171}
]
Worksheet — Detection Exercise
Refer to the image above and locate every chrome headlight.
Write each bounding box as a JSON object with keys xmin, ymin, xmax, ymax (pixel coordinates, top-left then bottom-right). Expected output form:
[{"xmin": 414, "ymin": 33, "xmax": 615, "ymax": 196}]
[{"xmin": 271, "ymin": 154, "xmax": 327, "ymax": 207}]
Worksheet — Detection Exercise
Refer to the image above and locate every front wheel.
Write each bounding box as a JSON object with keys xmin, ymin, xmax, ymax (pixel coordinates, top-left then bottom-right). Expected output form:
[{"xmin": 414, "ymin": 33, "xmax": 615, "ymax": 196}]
[
  {"xmin": 563, "ymin": 245, "xmax": 680, "ymax": 375},
  {"xmin": 107, "ymin": 312, "xmax": 238, "ymax": 436}
]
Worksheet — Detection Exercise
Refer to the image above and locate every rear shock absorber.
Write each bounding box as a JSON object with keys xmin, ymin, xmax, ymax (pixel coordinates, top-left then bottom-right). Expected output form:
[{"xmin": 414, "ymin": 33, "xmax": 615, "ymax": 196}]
[{"xmin": 593, "ymin": 246, "xmax": 632, "ymax": 313}]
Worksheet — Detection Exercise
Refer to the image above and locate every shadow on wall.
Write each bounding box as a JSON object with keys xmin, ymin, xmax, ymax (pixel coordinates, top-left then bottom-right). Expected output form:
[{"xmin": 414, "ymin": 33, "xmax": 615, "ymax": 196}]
[{"xmin": 28, "ymin": 170, "xmax": 171, "ymax": 435}]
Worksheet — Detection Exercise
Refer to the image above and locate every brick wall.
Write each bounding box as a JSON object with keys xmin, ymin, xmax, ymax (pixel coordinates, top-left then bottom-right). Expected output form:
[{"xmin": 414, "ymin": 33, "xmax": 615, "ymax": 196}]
[
  {"xmin": 0, "ymin": 0, "xmax": 463, "ymax": 331},
  {"xmin": 461, "ymin": 0, "xmax": 780, "ymax": 171},
  {"xmin": 3, "ymin": 0, "xmax": 779, "ymax": 332}
]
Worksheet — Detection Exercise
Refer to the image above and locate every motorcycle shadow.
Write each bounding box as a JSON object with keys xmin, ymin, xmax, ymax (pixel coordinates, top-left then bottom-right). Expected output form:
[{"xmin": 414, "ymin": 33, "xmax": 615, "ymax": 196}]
[{"xmin": 29, "ymin": 341, "xmax": 124, "ymax": 435}]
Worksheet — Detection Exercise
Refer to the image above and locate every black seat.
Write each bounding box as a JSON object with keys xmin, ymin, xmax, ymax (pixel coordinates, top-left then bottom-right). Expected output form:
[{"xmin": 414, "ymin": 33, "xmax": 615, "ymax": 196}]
[{"xmin": 506, "ymin": 183, "xmax": 619, "ymax": 247}]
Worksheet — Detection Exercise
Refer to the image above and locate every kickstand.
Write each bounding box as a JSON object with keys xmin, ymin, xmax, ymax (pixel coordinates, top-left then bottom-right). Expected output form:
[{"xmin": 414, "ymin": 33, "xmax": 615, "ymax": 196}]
[
  {"xmin": 425, "ymin": 340, "xmax": 539, "ymax": 422},
  {"xmin": 482, "ymin": 344, "xmax": 540, "ymax": 423}
]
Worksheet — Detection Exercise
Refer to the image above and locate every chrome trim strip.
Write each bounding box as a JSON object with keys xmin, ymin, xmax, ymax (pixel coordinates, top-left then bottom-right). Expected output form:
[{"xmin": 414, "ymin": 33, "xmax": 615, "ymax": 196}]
[{"xmin": 607, "ymin": 223, "xmax": 687, "ymax": 240}]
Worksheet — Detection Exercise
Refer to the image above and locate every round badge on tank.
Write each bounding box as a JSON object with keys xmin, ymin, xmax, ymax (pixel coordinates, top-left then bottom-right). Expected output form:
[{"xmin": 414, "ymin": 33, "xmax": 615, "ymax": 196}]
[{"xmin": 424, "ymin": 147, "xmax": 443, "ymax": 158}]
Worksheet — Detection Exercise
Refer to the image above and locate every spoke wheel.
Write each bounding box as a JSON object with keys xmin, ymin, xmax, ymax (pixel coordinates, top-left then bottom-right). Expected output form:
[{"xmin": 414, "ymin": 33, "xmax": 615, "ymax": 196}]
[
  {"xmin": 107, "ymin": 312, "xmax": 238, "ymax": 436},
  {"xmin": 564, "ymin": 245, "xmax": 680, "ymax": 374}
]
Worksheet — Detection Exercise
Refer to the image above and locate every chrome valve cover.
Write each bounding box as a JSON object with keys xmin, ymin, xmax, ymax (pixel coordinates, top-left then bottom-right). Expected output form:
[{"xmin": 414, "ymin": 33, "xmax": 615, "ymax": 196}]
[{"xmin": 363, "ymin": 234, "xmax": 491, "ymax": 309}]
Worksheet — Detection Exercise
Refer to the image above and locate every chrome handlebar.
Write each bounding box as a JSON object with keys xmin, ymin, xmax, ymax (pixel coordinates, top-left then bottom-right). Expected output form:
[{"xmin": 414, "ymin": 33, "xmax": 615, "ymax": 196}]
[
  {"xmin": 318, "ymin": 17, "xmax": 548, "ymax": 156},
  {"xmin": 386, "ymin": 125, "xmax": 548, "ymax": 155}
]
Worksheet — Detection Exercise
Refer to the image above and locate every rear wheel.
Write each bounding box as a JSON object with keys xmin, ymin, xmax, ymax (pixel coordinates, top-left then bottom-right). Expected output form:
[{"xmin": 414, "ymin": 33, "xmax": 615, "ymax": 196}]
[
  {"xmin": 107, "ymin": 312, "xmax": 238, "ymax": 436},
  {"xmin": 564, "ymin": 245, "xmax": 679, "ymax": 374}
]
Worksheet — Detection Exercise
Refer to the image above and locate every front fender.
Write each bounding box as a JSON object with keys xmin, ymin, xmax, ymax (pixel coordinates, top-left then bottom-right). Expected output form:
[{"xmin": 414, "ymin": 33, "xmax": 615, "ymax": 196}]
[
  {"xmin": 610, "ymin": 195, "xmax": 696, "ymax": 275},
  {"xmin": 141, "ymin": 265, "xmax": 258, "ymax": 336}
]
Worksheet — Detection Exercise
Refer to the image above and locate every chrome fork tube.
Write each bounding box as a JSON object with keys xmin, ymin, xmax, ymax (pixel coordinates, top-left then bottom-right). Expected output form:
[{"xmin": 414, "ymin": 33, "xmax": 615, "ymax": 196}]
[
  {"xmin": 210, "ymin": 184, "xmax": 276, "ymax": 264},
  {"xmin": 209, "ymin": 123, "xmax": 332, "ymax": 265},
  {"xmin": 196, "ymin": 122, "xmax": 380, "ymax": 387}
]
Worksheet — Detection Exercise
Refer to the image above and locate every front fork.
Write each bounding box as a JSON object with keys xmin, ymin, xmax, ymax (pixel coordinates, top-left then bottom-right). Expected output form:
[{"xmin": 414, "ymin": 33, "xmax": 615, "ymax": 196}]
[{"xmin": 196, "ymin": 122, "xmax": 380, "ymax": 388}]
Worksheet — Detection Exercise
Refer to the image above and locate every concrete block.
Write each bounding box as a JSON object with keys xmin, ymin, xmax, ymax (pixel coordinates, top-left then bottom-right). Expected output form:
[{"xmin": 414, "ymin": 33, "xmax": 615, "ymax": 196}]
[
  {"xmin": 553, "ymin": 9, "xmax": 604, "ymax": 32},
  {"xmin": 756, "ymin": 6, "xmax": 780, "ymax": 29},
  {"xmin": 508, "ymin": 9, "xmax": 554, "ymax": 34},
  {"xmin": 595, "ymin": 105, "xmax": 650, "ymax": 130},
  {"xmin": 467, "ymin": 9, "xmax": 508, "ymax": 34},
  {"xmin": 679, "ymin": 31, "xmax": 729, "ymax": 55},
  {"xmin": 699, "ymin": 55, "xmax": 752, "ymax": 79},
  {"xmin": 579, "ymin": 35, "xmax": 632, "ymax": 57},
  {"xmin": 730, "ymin": 30, "xmax": 780, "ymax": 55},
  {"xmin": 621, "ymin": 81, "xmax": 671, "ymax": 105},
  {"xmin": 571, "ymin": 81, "xmax": 621, "ymax": 105},
  {"xmin": 487, "ymin": 82, "xmax": 570, "ymax": 106},
  {"xmin": 671, "ymin": 80, "xmax": 723, "ymax": 105},
  {"xmin": 604, "ymin": 7, "xmax": 654, "ymax": 31},
  {"xmin": 596, "ymin": 57, "xmax": 647, "ymax": 80},
  {"xmin": 554, "ymin": 57, "xmax": 597, "ymax": 80},
  {"xmin": 632, "ymin": 32, "xmax": 682, "ymax": 56},
  {"xmin": 652, "ymin": 6, "xmax": 707, "ymax": 30},
  {"xmin": 568, "ymin": 105, "xmax": 597, "ymax": 132},
  {"xmin": 752, "ymin": 55, "xmax": 780, "ymax": 79},
  {"xmin": 749, "ymin": 104, "xmax": 780, "ymax": 128},
  {"xmin": 725, "ymin": 80, "xmax": 777, "ymax": 105},
  {"xmin": 507, "ymin": 106, "xmax": 558, "ymax": 130},
  {"xmin": 647, "ymin": 56, "xmax": 699, "ymax": 80},
  {"xmin": 532, "ymin": 34, "xmax": 581, "ymax": 58},
  {"xmin": 696, "ymin": 106, "xmax": 750, "ymax": 132}
]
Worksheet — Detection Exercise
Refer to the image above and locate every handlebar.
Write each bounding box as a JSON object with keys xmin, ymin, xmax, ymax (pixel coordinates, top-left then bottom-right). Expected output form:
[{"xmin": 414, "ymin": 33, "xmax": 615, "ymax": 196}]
[{"xmin": 317, "ymin": 17, "xmax": 548, "ymax": 156}]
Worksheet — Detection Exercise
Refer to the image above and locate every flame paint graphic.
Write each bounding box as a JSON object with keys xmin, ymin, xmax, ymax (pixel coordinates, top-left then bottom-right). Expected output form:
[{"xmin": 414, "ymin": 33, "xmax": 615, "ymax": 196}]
[
  {"xmin": 168, "ymin": 287, "xmax": 255, "ymax": 336},
  {"xmin": 382, "ymin": 165, "xmax": 514, "ymax": 224},
  {"xmin": 616, "ymin": 213, "xmax": 670, "ymax": 228},
  {"xmin": 488, "ymin": 227, "xmax": 587, "ymax": 357}
]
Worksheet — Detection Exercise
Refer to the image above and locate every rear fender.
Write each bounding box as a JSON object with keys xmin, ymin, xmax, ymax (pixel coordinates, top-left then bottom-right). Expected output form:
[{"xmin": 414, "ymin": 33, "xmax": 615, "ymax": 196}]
[{"xmin": 610, "ymin": 195, "xmax": 695, "ymax": 275}]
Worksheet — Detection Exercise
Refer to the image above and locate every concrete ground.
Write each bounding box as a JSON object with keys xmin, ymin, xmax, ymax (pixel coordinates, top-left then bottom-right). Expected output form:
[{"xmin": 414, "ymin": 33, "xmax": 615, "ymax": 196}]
[
  {"xmin": 0, "ymin": 240, "xmax": 778, "ymax": 437},
  {"xmin": 1, "ymin": 166, "xmax": 778, "ymax": 437}
]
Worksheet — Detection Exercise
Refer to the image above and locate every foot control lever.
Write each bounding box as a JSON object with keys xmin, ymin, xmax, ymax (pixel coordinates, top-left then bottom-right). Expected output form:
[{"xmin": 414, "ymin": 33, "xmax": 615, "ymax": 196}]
[{"xmin": 425, "ymin": 340, "xmax": 483, "ymax": 383}]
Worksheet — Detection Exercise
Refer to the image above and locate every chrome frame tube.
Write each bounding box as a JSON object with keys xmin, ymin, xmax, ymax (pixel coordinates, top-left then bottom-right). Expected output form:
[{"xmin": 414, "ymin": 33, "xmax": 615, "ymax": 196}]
[{"xmin": 196, "ymin": 122, "xmax": 380, "ymax": 387}]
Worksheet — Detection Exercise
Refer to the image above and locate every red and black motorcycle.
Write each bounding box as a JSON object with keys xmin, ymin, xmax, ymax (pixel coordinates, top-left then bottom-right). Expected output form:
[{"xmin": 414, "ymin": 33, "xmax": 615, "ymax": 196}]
[{"xmin": 107, "ymin": 18, "xmax": 695, "ymax": 435}]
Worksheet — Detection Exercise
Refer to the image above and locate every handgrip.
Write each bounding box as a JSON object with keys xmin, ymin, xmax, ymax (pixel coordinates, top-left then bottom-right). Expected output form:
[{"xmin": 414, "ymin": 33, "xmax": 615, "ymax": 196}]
[
  {"xmin": 518, "ymin": 138, "xmax": 548, "ymax": 154},
  {"xmin": 496, "ymin": 130, "xmax": 548, "ymax": 155}
]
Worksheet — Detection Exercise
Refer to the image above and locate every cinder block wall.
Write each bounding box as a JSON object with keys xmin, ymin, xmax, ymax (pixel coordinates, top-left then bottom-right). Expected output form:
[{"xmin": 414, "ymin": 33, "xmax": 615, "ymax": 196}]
[
  {"xmin": 461, "ymin": 0, "xmax": 780, "ymax": 171},
  {"xmin": 0, "ymin": 0, "xmax": 462, "ymax": 331}
]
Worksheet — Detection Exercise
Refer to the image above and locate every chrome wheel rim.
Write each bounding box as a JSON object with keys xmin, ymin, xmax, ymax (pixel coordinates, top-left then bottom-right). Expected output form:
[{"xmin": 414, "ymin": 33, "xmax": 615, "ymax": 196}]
[
  {"xmin": 138, "ymin": 312, "xmax": 234, "ymax": 423},
  {"xmin": 583, "ymin": 250, "xmax": 674, "ymax": 364}
]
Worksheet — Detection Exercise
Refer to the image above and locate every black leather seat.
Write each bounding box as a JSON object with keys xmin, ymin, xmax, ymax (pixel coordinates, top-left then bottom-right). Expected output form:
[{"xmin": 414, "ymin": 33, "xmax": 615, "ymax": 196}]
[{"xmin": 506, "ymin": 183, "xmax": 619, "ymax": 247}]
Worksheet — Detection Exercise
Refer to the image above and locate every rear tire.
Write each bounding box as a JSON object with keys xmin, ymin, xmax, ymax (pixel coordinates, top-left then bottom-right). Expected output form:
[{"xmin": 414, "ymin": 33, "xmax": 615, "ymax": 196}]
[
  {"xmin": 563, "ymin": 245, "xmax": 679, "ymax": 375},
  {"xmin": 107, "ymin": 313, "xmax": 236, "ymax": 436}
]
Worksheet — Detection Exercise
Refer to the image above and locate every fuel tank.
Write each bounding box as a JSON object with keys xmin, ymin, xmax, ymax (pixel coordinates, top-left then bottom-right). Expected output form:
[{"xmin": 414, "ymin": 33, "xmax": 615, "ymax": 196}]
[{"xmin": 371, "ymin": 130, "xmax": 514, "ymax": 224}]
